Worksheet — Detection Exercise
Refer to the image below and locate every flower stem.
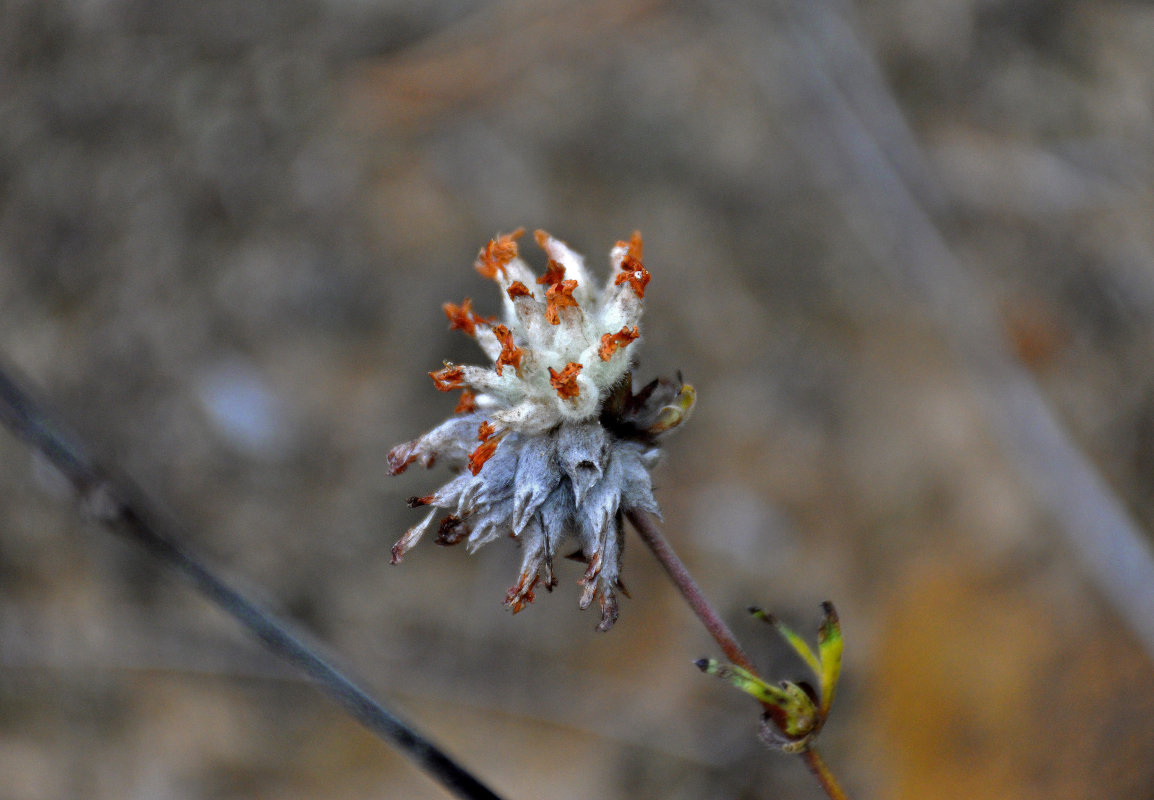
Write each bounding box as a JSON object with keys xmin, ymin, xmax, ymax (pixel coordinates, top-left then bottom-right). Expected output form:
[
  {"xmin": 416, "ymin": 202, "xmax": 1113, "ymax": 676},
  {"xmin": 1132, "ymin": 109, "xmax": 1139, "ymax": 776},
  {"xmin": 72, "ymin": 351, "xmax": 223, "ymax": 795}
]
[
  {"xmin": 626, "ymin": 509, "xmax": 757, "ymax": 672},
  {"xmin": 802, "ymin": 747, "xmax": 850, "ymax": 800},
  {"xmin": 627, "ymin": 509, "xmax": 852, "ymax": 800}
]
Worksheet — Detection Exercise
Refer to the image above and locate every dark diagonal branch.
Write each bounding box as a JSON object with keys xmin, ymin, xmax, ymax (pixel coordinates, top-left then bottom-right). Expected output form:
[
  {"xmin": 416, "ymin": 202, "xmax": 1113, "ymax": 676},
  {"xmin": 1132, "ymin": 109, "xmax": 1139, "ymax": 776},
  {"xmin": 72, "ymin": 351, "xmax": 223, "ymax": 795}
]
[{"xmin": 0, "ymin": 363, "xmax": 503, "ymax": 800}]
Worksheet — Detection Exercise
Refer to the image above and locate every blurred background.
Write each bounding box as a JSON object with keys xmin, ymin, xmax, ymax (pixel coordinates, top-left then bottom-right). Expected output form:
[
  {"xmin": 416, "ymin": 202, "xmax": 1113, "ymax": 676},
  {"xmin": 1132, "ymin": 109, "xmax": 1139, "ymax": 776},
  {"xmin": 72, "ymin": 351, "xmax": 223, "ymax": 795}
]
[{"xmin": 3, "ymin": 0, "xmax": 1154, "ymax": 797}]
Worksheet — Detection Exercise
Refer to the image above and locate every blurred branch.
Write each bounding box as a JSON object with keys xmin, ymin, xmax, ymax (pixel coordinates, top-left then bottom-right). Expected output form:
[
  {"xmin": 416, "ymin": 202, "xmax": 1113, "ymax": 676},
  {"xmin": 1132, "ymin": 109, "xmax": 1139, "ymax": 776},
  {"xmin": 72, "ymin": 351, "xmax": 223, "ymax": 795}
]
[
  {"xmin": 0, "ymin": 363, "xmax": 504, "ymax": 800},
  {"xmin": 724, "ymin": 0, "xmax": 1154, "ymax": 658}
]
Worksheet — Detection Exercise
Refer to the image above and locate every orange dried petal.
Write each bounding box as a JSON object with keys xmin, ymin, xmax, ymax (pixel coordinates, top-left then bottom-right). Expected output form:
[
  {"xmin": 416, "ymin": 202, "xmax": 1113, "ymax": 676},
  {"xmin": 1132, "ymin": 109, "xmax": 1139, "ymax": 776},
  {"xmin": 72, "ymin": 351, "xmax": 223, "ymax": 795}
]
[
  {"xmin": 545, "ymin": 279, "xmax": 579, "ymax": 325},
  {"xmin": 454, "ymin": 389, "xmax": 477, "ymax": 414},
  {"xmin": 614, "ymin": 255, "xmax": 651, "ymax": 298},
  {"xmin": 429, "ymin": 364, "xmax": 465, "ymax": 391},
  {"xmin": 599, "ymin": 326, "xmax": 640, "ymax": 361},
  {"xmin": 548, "ymin": 362, "xmax": 583, "ymax": 399},
  {"xmin": 474, "ymin": 229, "xmax": 524, "ymax": 280},
  {"xmin": 624, "ymin": 230, "xmax": 644, "ymax": 261},
  {"xmin": 443, "ymin": 297, "xmax": 479, "ymax": 336},
  {"xmin": 477, "ymin": 420, "xmax": 497, "ymax": 441},
  {"xmin": 491, "ymin": 324, "xmax": 524, "ymax": 376},
  {"xmin": 506, "ymin": 281, "xmax": 534, "ymax": 300},
  {"xmin": 537, "ymin": 258, "xmax": 566, "ymax": 288},
  {"xmin": 468, "ymin": 437, "xmax": 502, "ymax": 475}
]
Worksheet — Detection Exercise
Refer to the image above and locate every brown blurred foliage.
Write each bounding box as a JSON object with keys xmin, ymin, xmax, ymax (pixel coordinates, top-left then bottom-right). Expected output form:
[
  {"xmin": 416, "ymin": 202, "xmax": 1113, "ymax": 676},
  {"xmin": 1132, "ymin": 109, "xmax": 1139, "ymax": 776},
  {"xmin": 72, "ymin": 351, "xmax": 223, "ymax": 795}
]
[{"xmin": 3, "ymin": 0, "xmax": 1154, "ymax": 797}]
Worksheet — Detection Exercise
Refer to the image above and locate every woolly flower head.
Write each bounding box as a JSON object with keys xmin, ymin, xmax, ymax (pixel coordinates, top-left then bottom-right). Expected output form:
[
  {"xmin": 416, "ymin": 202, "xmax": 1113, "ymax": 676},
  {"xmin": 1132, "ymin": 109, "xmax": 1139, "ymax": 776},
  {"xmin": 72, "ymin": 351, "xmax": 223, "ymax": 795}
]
[{"xmin": 388, "ymin": 229, "xmax": 693, "ymax": 630}]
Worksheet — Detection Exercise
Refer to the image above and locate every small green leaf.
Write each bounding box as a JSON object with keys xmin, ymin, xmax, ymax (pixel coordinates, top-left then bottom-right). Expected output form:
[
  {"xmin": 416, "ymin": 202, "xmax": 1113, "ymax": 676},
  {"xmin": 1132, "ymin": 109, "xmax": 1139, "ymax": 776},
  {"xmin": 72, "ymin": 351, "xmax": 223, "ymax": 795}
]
[
  {"xmin": 699, "ymin": 603, "xmax": 845, "ymax": 752},
  {"xmin": 817, "ymin": 601, "xmax": 843, "ymax": 716},
  {"xmin": 751, "ymin": 605, "xmax": 822, "ymax": 679},
  {"xmin": 647, "ymin": 384, "xmax": 696, "ymax": 434},
  {"xmin": 695, "ymin": 659, "xmax": 793, "ymax": 707}
]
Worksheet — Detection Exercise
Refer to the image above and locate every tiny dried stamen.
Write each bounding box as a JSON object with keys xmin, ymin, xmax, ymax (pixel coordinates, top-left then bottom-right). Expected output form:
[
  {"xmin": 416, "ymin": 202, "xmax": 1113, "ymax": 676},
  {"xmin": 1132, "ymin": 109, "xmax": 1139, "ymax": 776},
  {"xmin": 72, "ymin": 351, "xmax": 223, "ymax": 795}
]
[
  {"xmin": 454, "ymin": 389, "xmax": 477, "ymax": 414},
  {"xmin": 506, "ymin": 281, "xmax": 534, "ymax": 300},
  {"xmin": 545, "ymin": 279, "xmax": 579, "ymax": 324},
  {"xmin": 599, "ymin": 326, "xmax": 640, "ymax": 361},
  {"xmin": 625, "ymin": 230, "xmax": 644, "ymax": 260},
  {"xmin": 467, "ymin": 428, "xmax": 507, "ymax": 475},
  {"xmin": 548, "ymin": 363, "xmax": 583, "ymax": 399},
  {"xmin": 429, "ymin": 364, "xmax": 465, "ymax": 391},
  {"xmin": 492, "ymin": 324, "xmax": 524, "ymax": 376},
  {"xmin": 475, "ymin": 229, "xmax": 524, "ymax": 280},
  {"xmin": 477, "ymin": 420, "xmax": 497, "ymax": 441},
  {"xmin": 443, "ymin": 297, "xmax": 489, "ymax": 337},
  {"xmin": 537, "ymin": 258, "xmax": 566, "ymax": 288},
  {"xmin": 468, "ymin": 440, "xmax": 500, "ymax": 474},
  {"xmin": 615, "ymin": 255, "xmax": 651, "ymax": 298}
]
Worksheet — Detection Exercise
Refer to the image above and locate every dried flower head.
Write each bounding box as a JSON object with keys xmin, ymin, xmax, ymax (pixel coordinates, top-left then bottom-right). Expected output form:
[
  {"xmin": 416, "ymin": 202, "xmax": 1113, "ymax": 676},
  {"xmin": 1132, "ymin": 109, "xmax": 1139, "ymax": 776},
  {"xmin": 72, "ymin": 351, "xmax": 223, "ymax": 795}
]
[{"xmin": 388, "ymin": 229, "xmax": 694, "ymax": 630}]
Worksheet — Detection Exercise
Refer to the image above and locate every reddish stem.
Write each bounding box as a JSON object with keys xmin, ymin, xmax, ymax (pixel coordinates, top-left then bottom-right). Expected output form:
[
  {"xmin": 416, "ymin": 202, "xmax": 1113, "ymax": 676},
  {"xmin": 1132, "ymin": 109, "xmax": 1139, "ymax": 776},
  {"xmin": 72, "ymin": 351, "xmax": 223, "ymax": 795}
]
[
  {"xmin": 626, "ymin": 509, "xmax": 758, "ymax": 673},
  {"xmin": 802, "ymin": 747, "xmax": 850, "ymax": 800}
]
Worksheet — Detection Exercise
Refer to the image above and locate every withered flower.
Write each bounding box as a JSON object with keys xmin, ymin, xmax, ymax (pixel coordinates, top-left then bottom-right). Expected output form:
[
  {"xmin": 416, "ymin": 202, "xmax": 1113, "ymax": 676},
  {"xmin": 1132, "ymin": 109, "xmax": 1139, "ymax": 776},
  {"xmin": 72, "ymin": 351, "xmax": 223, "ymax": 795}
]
[{"xmin": 388, "ymin": 230, "xmax": 693, "ymax": 630}]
